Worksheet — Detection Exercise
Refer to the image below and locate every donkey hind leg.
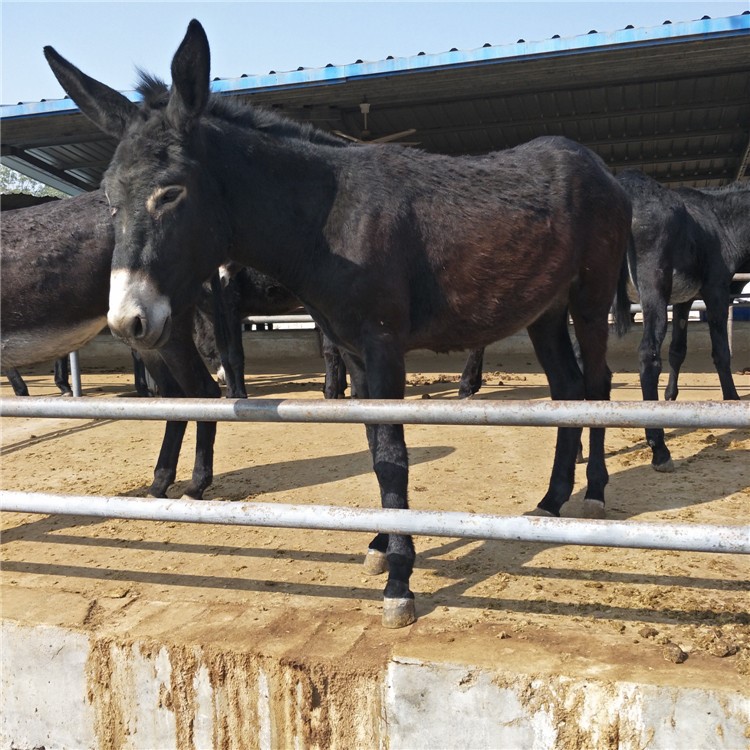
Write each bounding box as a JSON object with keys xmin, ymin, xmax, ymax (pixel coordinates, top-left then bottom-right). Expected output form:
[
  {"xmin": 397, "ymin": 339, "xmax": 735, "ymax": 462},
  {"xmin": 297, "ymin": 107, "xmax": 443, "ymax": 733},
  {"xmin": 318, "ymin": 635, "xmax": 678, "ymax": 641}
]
[
  {"xmin": 322, "ymin": 334, "xmax": 348, "ymax": 399},
  {"xmin": 702, "ymin": 284, "xmax": 740, "ymax": 401},
  {"xmin": 54, "ymin": 357, "xmax": 73, "ymax": 396},
  {"xmin": 458, "ymin": 347, "xmax": 485, "ymax": 399},
  {"xmin": 664, "ymin": 301, "xmax": 691, "ymax": 402},
  {"xmin": 5, "ymin": 368, "xmax": 30, "ymax": 396},
  {"xmin": 571, "ymin": 308, "xmax": 614, "ymax": 519},
  {"xmin": 638, "ymin": 295, "xmax": 674, "ymax": 472},
  {"xmin": 526, "ymin": 309, "xmax": 585, "ymax": 518},
  {"xmin": 350, "ymin": 344, "xmax": 415, "ymax": 628}
]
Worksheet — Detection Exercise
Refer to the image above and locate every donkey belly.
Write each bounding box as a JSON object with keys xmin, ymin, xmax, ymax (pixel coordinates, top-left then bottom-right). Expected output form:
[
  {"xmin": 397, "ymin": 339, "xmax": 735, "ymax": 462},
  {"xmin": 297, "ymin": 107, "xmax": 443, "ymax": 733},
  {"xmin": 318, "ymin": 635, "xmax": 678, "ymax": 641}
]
[
  {"xmin": 1, "ymin": 316, "xmax": 107, "ymax": 369},
  {"xmin": 669, "ymin": 274, "xmax": 701, "ymax": 304},
  {"xmin": 408, "ymin": 303, "xmax": 554, "ymax": 353}
]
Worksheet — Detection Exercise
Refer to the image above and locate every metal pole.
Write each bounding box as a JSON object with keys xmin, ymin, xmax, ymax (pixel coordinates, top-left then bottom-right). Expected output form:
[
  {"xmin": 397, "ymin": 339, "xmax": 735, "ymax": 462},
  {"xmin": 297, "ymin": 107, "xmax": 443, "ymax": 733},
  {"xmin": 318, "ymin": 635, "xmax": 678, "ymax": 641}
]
[
  {"xmin": 1, "ymin": 396, "xmax": 748, "ymax": 428},
  {"xmin": 68, "ymin": 351, "xmax": 82, "ymax": 397},
  {"xmin": 2, "ymin": 492, "xmax": 748, "ymax": 554},
  {"xmin": 244, "ymin": 315, "xmax": 314, "ymax": 324}
]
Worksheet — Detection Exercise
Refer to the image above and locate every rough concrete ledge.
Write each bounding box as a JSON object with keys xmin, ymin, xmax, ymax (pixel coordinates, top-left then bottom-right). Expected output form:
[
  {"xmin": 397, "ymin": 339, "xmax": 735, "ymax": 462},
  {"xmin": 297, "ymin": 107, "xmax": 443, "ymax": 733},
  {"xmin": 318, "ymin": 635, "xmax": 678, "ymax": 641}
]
[
  {"xmin": 384, "ymin": 657, "xmax": 748, "ymax": 750},
  {"xmin": 3, "ymin": 620, "xmax": 748, "ymax": 750}
]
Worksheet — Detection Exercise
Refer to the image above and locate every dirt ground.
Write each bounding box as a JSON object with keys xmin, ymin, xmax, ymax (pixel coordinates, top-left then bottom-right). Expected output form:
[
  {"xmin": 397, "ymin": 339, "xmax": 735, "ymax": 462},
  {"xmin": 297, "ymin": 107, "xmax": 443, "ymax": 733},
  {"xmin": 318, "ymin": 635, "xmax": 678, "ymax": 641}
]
[{"xmin": 2, "ymin": 347, "xmax": 749, "ymax": 700}]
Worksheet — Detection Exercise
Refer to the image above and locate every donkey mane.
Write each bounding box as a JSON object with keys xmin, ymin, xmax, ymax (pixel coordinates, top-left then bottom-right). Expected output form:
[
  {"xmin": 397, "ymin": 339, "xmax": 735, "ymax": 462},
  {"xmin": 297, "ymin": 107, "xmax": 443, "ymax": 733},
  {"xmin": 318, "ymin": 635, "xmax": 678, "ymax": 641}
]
[
  {"xmin": 135, "ymin": 71, "xmax": 346, "ymax": 148},
  {"xmin": 678, "ymin": 180, "xmax": 749, "ymax": 198}
]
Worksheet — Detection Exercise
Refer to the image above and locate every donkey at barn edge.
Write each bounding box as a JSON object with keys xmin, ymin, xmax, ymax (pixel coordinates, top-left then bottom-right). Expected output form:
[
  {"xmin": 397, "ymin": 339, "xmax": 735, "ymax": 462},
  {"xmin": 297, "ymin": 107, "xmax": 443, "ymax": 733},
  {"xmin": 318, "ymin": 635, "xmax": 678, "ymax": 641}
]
[
  {"xmin": 617, "ymin": 170, "xmax": 750, "ymax": 472},
  {"xmin": 1, "ymin": 198, "xmax": 153, "ymax": 399},
  {"xmin": 1, "ymin": 190, "xmax": 220, "ymax": 499},
  {"xmin": 1, "ymin": 194, "xmax": 344, "ymax": 493},
  {"xmin": 45, "ymin": 20, "xmax": 631, "ymax": 628}
]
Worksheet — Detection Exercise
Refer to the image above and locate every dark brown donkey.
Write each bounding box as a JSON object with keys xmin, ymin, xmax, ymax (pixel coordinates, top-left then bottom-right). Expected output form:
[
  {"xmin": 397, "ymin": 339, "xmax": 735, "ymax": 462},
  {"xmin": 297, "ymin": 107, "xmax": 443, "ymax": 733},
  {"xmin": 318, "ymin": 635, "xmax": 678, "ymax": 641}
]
[{"xmin": 45, "ymin": 20, "xmax": 631, "ymax": 627}]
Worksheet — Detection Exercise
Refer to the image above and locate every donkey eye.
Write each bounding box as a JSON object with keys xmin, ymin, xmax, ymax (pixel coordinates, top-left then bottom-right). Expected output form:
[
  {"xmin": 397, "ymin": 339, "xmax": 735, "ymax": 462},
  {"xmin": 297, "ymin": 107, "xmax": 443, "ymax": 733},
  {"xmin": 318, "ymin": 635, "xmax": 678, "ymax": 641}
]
[
  {"xmin": 147, "ymin": 184, "xmax": 187, "ymax": 215},
  {"xmin": 158, "ymin": 186, "xmax": 184, "ymax": 206}
]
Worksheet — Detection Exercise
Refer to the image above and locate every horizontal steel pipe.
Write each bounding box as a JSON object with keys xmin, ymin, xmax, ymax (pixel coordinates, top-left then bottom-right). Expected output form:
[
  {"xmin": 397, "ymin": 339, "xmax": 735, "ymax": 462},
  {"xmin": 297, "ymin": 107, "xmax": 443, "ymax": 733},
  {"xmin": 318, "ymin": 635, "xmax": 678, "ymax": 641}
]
[
  {"xmin": 629, "ymin": 299, "xmax": 749, "ymax": 313},
  {"xmin": 1, "ymin": 492, "xmax": 748, "ymax": 554},
  {"xmin": 1, "ymin": 396, "xmax": 748, "ymax": 429},
  {"xmin": 243, "ymin": 314, "xmax": 313, "ymax": 324}
]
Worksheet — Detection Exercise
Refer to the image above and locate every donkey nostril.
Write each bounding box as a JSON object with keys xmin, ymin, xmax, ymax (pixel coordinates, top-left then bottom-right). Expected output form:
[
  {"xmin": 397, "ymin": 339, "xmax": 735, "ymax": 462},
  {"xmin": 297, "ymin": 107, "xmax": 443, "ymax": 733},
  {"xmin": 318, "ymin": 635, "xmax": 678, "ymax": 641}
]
[{"xmin": 131, "ymin": 315, "xmax": 146, "ymax": 340}]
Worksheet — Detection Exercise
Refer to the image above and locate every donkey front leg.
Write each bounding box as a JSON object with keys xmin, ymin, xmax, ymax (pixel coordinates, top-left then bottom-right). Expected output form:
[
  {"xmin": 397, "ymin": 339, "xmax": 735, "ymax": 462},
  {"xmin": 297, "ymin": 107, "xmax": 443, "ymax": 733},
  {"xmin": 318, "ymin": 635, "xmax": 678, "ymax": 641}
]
[
  {"xmin": 369, "ymin": 420, "xmax": 414, "ymax": 628},
  {"xmin": 702, "ymin": 285, "xmax": 740, "ymax": 401},
  {"xmin": 457, "ymin": 347, "xmax": 485, "ymax": 399},
  {"xmin": 347, "ymin": 347, "xmax": 416, "ymax": 628},
  {"xmin": 158, "ymin": 325, "xmax": 221, "ymax": 499}
]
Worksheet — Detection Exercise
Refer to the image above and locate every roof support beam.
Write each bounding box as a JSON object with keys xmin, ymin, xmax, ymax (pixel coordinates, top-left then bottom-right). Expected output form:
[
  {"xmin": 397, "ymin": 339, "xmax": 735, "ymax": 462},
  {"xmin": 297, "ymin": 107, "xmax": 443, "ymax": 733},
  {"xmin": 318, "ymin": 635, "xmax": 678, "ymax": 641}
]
[
  {"xmin": 0, "ymin": 147, "xmax": 92, "ymax": 194},
  {"xmin": 736, "ymin": 136, "xmax": 750, "ymax": 181}
]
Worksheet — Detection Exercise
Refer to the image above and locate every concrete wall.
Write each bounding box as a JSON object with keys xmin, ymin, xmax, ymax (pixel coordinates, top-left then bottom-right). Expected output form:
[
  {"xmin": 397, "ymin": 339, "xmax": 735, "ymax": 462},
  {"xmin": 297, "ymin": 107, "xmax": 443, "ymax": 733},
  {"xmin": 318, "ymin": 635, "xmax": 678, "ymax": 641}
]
[
  {"xmin": 66, "ymin": 322, "xmax": 750, "ymax": 371},
  {"xmin": 3, "ymin": 621, "xmax": 748, "ymax": 749}
]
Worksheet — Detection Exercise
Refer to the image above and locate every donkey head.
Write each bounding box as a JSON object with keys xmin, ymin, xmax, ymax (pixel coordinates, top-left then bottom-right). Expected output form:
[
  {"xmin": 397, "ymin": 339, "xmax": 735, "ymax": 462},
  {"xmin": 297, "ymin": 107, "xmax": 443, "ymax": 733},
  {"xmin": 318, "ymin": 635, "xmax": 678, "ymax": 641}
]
[{"xmin": 45, "ymin": 20, "xmax": 229, "ymax": 348}]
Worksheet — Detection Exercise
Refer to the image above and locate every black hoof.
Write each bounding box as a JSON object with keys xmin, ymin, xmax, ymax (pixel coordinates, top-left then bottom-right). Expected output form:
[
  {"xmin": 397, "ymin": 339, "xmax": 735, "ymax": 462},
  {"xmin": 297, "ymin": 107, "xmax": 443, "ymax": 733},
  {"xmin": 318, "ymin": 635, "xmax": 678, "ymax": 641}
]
[{"xmin": 652, "ymin": 458, "xmax": 675, "ymax": 473}]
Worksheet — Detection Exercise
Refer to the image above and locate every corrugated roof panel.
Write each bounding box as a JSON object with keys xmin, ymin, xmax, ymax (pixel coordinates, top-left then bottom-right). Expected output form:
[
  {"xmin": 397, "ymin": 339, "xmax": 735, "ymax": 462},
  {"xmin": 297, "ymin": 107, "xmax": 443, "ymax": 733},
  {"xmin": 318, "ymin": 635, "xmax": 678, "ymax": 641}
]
[
  {"xmin": 5, "ymin": 14, "xmax": 746, "ymax": 119},
  {"xmin": 1, "ymin": 13, "xmax": 747, "ymax": 191}
]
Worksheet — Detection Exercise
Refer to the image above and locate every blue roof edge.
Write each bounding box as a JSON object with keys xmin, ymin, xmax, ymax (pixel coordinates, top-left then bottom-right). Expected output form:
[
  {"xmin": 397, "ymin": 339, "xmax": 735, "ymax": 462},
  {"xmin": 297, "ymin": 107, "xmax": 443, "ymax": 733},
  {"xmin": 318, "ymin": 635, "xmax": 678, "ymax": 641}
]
[{"xmin": 3, "ymin": 14, "xmax": 748, "ymax": 120}]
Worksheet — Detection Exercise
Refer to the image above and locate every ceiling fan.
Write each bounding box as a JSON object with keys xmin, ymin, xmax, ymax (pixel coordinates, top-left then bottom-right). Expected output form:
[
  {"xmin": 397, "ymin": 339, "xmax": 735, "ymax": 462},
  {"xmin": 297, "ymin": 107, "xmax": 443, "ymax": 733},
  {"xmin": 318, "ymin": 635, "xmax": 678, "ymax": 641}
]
[{"xmin": 333, "ymin": 102, "xmax": 418, "ymax": 145}]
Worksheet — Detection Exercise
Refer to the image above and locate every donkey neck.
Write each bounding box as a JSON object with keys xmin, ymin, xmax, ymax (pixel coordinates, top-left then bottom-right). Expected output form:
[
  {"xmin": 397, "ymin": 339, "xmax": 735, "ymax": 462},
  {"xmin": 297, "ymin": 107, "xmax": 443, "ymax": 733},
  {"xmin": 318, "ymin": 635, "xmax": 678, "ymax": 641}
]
[
  {"xmin": 206, "ymin": 125, "xmax": 343, "ymax": 294},
  {"xmin": 699, "ymin": 186, "xmax": 750, "ymax": 265}
]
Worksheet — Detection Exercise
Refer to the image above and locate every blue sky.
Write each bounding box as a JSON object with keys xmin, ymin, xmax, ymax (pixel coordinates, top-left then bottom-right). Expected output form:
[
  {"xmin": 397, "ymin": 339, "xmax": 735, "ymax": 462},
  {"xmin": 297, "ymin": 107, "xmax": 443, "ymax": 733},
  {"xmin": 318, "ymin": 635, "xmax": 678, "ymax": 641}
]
[{"xmin": 2, "ymin": 1, "xmax": 748, "ymax": 106}]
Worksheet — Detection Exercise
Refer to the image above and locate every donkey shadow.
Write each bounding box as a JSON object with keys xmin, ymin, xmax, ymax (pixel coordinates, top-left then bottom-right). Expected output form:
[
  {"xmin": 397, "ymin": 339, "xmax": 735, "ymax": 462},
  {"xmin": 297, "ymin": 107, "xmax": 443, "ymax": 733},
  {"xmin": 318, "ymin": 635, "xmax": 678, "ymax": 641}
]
[
  {"xmin": 129, "ymin": 444, "xmax": 455, "ymax": 499},
  {"xmin": 411, "ymin": 427, "xmax": 749, "ymax": 621}
]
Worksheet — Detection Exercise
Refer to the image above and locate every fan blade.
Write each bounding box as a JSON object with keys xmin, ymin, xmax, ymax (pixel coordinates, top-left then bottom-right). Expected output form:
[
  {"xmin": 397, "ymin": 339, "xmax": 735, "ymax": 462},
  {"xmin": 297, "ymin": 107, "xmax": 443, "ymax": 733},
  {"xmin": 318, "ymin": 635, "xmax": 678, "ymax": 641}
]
[
  {"xmin": 332, "ymin": 130, "xmax": 365, "ymax": 144},
  {"xmin": 371, "ymin": 128, "xmax": 417, "ymax": 144}
]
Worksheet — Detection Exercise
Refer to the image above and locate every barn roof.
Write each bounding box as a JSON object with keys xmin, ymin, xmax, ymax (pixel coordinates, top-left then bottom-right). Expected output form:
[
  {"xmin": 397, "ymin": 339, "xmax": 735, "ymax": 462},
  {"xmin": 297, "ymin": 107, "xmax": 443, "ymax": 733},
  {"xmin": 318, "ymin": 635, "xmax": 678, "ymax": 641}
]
[{"xmin": 1, "ymin": 12, "xmax": 748, "ymax": 195}]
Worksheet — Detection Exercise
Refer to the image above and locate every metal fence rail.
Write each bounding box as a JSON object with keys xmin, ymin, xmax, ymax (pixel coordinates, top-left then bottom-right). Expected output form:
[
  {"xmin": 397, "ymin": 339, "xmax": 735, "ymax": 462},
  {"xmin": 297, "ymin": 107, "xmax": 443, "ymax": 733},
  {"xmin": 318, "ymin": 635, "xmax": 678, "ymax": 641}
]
[
  {"xmin": 1, "ymin": 396, "xmax": 748, "ymax": 428},
  {"xmin": 1, "ymin": 492, "xmax": 748, "ymax": 554},
  {"xmin": 1, "ymin": 396, "xmax": 748, "ymax": 554}
]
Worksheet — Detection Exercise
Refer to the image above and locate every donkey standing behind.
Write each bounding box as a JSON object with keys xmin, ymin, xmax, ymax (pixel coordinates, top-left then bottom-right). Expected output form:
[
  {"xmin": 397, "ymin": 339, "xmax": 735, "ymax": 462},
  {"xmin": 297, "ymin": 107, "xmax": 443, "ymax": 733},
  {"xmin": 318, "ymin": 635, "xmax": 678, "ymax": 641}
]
[
  {"xmin": 194, "ymin": 263, "xmax": 347, "ymax": 400},
  {"xmin": 618, "ymin": 170, "xmax": 750, "ymax": 471}
]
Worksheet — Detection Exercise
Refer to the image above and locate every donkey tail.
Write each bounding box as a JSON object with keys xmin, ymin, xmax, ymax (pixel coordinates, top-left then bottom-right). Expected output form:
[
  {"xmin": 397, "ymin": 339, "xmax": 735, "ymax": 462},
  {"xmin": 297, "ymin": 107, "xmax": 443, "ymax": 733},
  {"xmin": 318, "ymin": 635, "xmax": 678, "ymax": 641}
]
[{"xmin": 611, "ymin": 236, "xmax": 632, "ymax": 338}]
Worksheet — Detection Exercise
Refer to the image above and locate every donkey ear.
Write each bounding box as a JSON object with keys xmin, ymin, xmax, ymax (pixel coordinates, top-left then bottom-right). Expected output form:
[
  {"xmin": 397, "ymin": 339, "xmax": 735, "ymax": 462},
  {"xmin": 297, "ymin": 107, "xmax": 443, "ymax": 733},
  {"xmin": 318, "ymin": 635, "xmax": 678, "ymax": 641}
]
[
  {"xmin": 44, "ymin": 46, "xmax": 137, "ymax": 139},
  {"xmin": 166, "ymin": 19, "xmax": 211, "ymax": 131}
]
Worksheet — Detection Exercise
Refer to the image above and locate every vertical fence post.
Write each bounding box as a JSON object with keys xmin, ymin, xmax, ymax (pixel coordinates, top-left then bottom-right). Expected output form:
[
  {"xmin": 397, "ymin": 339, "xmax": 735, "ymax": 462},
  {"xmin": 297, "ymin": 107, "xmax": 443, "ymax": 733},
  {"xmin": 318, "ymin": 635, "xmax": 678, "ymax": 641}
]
[{"xmin": 69, "ymin": 351, "xmax": 82, "ymax": 397}]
